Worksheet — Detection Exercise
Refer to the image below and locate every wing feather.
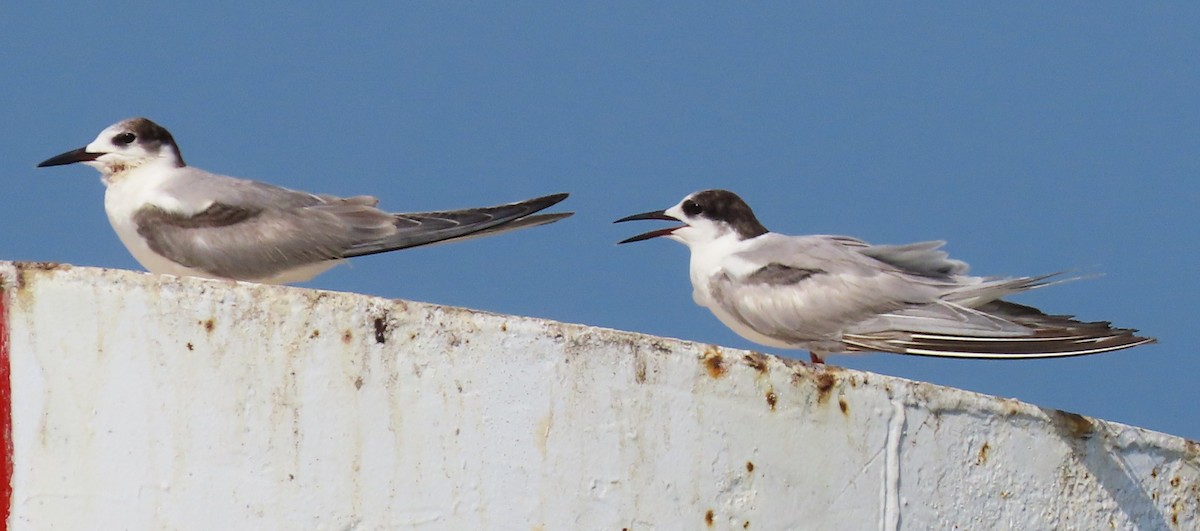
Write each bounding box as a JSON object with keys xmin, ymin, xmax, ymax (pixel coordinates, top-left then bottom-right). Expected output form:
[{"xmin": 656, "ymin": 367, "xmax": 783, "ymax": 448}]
[{"xmin": 134, "ymin": 168, "xmax": 570, "ymax": 280}]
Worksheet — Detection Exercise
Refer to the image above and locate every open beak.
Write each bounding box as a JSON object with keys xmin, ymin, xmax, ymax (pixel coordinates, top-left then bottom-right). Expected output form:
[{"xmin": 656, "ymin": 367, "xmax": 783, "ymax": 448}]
[
  {"xmin": 614, "ymin": 210, "xmax": 686, "ymax": 244},
  {"xmin": 37, "ymin": 147, "xmax": 101, "ymax": 168}
]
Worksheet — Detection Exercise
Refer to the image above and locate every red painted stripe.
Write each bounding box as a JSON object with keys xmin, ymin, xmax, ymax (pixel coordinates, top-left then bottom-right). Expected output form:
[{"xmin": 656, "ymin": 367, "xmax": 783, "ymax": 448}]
[{"xmin": 0, "ymin": 289, "xmax": 11, "ymax": 531}]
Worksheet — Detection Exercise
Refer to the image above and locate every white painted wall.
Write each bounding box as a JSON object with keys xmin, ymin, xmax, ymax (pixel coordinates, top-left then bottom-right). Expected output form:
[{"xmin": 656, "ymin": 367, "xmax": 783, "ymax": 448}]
[{"xmin": 2, "ymin": 262, "xmax": 1196, "ymax": 530}]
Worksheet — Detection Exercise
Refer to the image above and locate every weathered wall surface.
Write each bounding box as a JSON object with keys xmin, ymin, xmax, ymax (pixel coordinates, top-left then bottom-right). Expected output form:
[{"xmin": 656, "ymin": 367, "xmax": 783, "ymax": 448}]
[{"xmin": 0, "ymin": 262, "xmax": 1196, "ymax": 530}]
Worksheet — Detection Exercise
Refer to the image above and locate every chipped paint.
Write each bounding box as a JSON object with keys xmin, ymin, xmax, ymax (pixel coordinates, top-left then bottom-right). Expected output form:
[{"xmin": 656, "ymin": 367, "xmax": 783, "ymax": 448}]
[
  {"xmin": 0, "ymin": 261, "xmax": 1197, "ymax": 530},
  {"xmin": 742, "ymin": 353, "xmax": 768, "ymax": 374}
]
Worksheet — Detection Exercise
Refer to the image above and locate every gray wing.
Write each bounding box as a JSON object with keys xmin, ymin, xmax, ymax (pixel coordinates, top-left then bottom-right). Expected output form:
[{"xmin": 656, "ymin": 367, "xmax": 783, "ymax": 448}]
[
  {"xmin": 858, "ymin": 240, "xmax": 969, "ymax": 277},
  {"xmin": 707, "ymin": 235, "xmax": 955, "ymax": 345},
  {"xmin": 343, "ymin": 194, "xmax": 570, "ymax": 257},
  {"xmin": 136, "ymin": 169, "xmax": 570, "ymax": 280},
  {"xmin": 718, "ymin": 234, "xmax": 1154, "ymax": 358}
]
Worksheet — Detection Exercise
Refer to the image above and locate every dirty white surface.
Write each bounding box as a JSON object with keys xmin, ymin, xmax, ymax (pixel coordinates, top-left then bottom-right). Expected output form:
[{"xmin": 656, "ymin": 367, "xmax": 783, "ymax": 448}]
[{"xmin": 1, "ymin": 262, "xmax": 1196, "ymax": 530}]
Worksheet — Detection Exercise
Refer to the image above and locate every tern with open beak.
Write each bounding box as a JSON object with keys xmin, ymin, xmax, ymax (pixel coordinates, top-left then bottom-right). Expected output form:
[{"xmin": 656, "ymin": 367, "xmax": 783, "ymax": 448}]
[{"xmin": 616, "ymin": 189, "xmax": 1154, "ymax": 363}]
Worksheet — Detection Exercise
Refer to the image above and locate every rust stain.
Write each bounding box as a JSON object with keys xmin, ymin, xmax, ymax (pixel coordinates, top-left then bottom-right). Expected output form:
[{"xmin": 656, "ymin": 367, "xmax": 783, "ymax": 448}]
[
  {"xmin": 742, "ymin": 353, "xmax": 769, "ymax": 374},
  {"xmin": 743, "ymin": 521, "xmax": 750, "ymax": 529},
  {"xmin": 976, "ymin": 442, "xmax": 991, "ymax": 465},
  {"xmin": 18, "ymin": 261, "xmax": 68, "ymax": 271},
  {"xmin": 373, "ymin": 316, "xmax": 387, "ymax": 344},
  {"xmin": 815, "ymin": 371, "xmax": 836, "ymax": 405},
  {"xmin": 705, "ymin": 509, "xmax": 715, "ymax": 527},
  {"xmin": 765, "ymin": 388, "xmax": 777, "ymax": 411},
  {"xmin": 1052, "ymin": 410, "xmax": 1095, "ymax": 439},
  {"xmin": 310, "ymin": 329, "xmax": 320, "ymax": 339},
  {"xmin": 1184, "ymin": 439, "xmax": 1200, "ymax": 459},
  {"xmin": 501, "ymin": 322, "xmax": 507, "ymax": 332},
  {"xmin": 1002, "ymin": 400, "xmax": 1023, "ymax": 417},
  {"xmin": 342, "ymin": 330, "xmax": 353, "ymax": 344},
  {"xmin": 746, "ymin": 461, "xmax": 755, "ymax": 473},
  {"xmin": 838, "ymin": 398, "xmax": 849, "ymax": 416},
  {"xmin": 1171, "ymin": 499, "xmax": 1181, "ymax": 525},
  {"xmin": 15, "ymin": 262, "xmax": 70, "ymax": 291},
  {"xmin": 702, "ymin": 347, "xmax": 726, "ymax": 379},
  {"xmin": 1151, "ymin": 467, "xmax": 1159, "ymax": 479},
  {"xmin": 634, "ymin": 356, "xmax": 647, "ymax": 384},
  {"xmin": 354, "ymin": 376, "xmax": 364, "ymax": 390},
  {"xmin": 1170, "ymin": 476, "xmax": 1181, "ymax": 488},
  {"xmin": 202, "ymin": 319, "xmax": 215, "ymax": 333}
]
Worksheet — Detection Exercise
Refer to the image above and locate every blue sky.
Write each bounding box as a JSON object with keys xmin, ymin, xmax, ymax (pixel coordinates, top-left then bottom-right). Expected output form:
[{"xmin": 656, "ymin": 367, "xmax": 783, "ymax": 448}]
[{"xmin": 3, "ymin": 4, "xmax": 1196, "ymax": 440}]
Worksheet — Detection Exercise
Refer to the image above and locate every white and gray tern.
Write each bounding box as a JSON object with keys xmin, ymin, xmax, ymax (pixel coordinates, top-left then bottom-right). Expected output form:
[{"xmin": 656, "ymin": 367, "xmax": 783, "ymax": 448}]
[
  {"xmin": 616, "ymin": 189, "xmax": 1153, "ymax": 362},
  {"xmin": 38, "ymin": 118, "xmax": 571, "ymax": 284}
]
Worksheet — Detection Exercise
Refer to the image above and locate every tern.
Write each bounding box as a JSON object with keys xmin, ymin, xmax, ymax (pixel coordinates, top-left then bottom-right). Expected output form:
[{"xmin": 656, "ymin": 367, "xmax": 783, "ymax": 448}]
[
  {"xmin": 38, "ymin": 117, "xmax": 572, "ymax": 284},
  {"xmin": 616, "ymin": 189, "xmax": 1154, "ymax": 362}
]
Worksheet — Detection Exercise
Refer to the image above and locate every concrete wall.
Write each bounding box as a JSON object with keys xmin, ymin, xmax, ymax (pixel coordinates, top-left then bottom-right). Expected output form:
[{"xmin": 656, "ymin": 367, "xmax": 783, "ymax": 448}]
[{"xmin": 0, "ymin": 262, "xmax": 1196, "ymax": 530}]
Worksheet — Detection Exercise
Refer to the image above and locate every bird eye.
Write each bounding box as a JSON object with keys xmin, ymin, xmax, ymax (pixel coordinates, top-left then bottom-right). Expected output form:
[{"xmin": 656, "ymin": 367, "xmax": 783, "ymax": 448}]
[
  {"xmin": 682, "ymin": 199, "xmax": 703, "ymax": 217},
  {"xmin": 113, "ymin": 132, "xmax": 136, "ymax": 145}
]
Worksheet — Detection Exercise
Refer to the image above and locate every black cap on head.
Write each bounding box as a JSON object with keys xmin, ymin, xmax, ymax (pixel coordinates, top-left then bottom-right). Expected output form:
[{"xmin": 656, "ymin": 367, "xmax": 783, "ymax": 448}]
[
  {"xmin": 119, "ymin": 117, "xmax": 184, "ymax": 166},
  {"xmin": 683, "ymin": 189, "xmax": 768, "ymax": 239}
]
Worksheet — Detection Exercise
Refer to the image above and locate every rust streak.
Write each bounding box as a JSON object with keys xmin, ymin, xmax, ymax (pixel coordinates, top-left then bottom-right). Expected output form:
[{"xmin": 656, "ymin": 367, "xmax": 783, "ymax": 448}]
[
  {"xmin": 816, "ymin": 372, "xmax": 836, "ymax": 405},
  {"xmin": 976, "ymin": 442, "xmax": 991, "ymax": 465}
]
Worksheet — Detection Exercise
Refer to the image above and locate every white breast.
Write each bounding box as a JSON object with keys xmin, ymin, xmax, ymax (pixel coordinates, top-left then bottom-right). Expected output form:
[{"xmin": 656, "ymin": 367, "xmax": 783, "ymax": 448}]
[
  {"xmin": 103, "ymin": 164, "xmax": 213, "ymax": 278},
  {"xmin": 685, "ymin": 235, "xmax": 805, "ymax": 350},
  {"xmin": 102, "ymin": 164, "xmax": 340, "ymax": 284}
]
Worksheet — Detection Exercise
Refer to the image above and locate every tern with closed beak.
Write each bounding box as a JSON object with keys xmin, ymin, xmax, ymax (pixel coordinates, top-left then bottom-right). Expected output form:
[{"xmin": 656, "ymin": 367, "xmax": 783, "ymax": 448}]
[
  {"xmin": 616, "ymin": 189, "xmax": 1154, "ymax": 363},
  {"xmin": 38, "ymin": 118, "xmax": 572, "ymax": 284}
]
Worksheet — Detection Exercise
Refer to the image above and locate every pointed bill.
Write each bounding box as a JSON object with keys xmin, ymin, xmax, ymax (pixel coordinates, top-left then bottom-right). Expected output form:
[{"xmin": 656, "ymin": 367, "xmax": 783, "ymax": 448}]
[
  {"xmin": 38, "ymin": 147, "xmax": 100, "ymax": 167},
  {"xmin": 614, "ymin": 209, "xmax": 686, "ymax": 244}
]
